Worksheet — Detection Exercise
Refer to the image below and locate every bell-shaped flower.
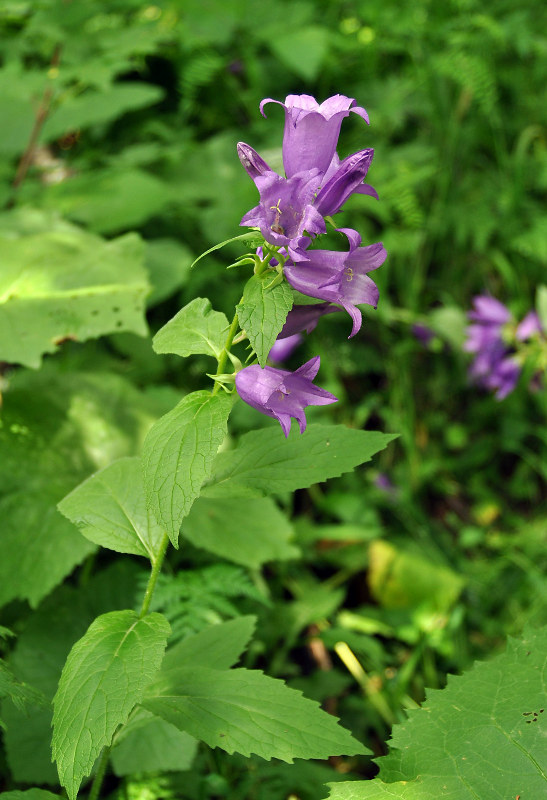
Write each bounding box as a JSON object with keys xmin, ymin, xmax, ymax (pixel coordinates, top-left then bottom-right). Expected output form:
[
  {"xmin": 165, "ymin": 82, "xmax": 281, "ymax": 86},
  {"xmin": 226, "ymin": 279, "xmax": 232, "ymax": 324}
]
[
  {"xmin": 268, "ymin": 333, "xmax": 303, "ymax": 363},
  {"xmin": 260, "ymin": 94, "xmax": 369, "ymax": 178},
  {"xmin": 284, "ymin": 228, "xmax": 386, "ymax": 337},
  {"xmin": 240, "ymin": 170, "xmax": 326, "ymax": 262},
  {"xmin": 235, "ymin": 356, "xmax": 337, "ymax": 437},
  {"xmin": 315, "ymin": 149, "xmax": 375, "ymax": 217},
  {"xmin": 277, "ymin": 302, "xmax": 340, "ymax": 338},
  {"xmin": 237, "ymin": 142, "xmax": 273, "ymax": 185}
]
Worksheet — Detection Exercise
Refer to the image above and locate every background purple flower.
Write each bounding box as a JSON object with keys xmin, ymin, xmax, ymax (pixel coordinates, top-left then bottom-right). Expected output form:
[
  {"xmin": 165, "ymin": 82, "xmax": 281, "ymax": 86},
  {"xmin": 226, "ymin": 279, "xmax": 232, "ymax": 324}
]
[
  {"xmin": 260, "ymin": 94, "xmax": 369, "ymax": 179},
  {"xmin": 465, "ymin": 295, "xmax": 519, "ymax": 399},
  {"xmin": 235, "ymin": 356, "xmax": 337, "ymax": 437},
  {"xmin": 516, "ymin": 310, "xmax": 543, "ymax": 341}
]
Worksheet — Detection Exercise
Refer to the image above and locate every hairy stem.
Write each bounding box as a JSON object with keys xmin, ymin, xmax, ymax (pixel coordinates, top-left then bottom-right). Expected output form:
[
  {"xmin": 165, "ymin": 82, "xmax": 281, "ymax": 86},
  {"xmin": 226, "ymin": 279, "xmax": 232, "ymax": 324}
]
[
  {"xmin": 139, "ymin": 531, "xmax": 171, "ymax": 618},
  {"xmin": 212, "ymin": 311, "xmax": 240, "ymax": 395}
]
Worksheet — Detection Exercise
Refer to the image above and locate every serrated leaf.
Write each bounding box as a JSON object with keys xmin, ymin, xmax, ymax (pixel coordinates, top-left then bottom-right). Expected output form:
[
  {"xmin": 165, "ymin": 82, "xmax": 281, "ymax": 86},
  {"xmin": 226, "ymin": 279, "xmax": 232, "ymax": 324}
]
[
  {"xmin": 1, "ymin": 563, "xmax": 142, "ymax": 785},
  {"xmin": 143, "ymin": 666, "xmax": 368, "ymax": 762},
  {"xmin": 0, "ymin": 213, "xmax": 148, "ymax": 367},
  {"xmin": 52, "ymin": 610, "xmax": 170, "ymax": 800},
  {"xmin": 328, "ymin": 626, "xmax": 547, "ymax": 799},
  {"xmin": 236, "ymin": 274, "xmax": 293, "ymax": 366},
  {"xmin": 210, "ymin": 424, "xmax": 397, "ymax": 494},
  {"xmin": 142, "ymin": 390, "xmax": 232, "ymax": 547},
  {"xmin": 162, "ymin": 616, "xmax": 256, "ymax": 673},
  {"xmin": 153, "ymin": 298, "xmax": 229, "ymax": 360},
  {"xmin": 58, "ymin": 456, "xmax": 164, "ymax": 563},
  {"xmin": 183, "ymin": 491, "xmax": 298, "ymax": 567},
  {"xmin": 111, "ymin": 711, "xmax": 197, "ymax": 777}
]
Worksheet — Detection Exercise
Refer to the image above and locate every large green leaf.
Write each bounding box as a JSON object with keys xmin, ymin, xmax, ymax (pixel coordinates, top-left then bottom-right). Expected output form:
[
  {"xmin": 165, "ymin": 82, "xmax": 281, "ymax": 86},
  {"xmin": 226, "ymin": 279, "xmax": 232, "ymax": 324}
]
[
  {"xmin": 328, "ymin": 627, "xmax": 547, "ymax": 799},
  {"xmin": 58, "ymin": 456, "xmax": 165, "ymax": 563},
  {"xmin": 0, "ymin": 211, "xmax": 148, "ymax": 367},
  {"xmin": 183, "ymin": 490, "xmax": 298, "ymax": 567},
  {"xmin": 237, "ymin": 274, "xmax": 293, "ymax": 366},
  {"xmin": 1, "ymin": 563, "xmax": 143, "ymax": 785},
  {"xmin": 0, "ymin": 369, "xmax": 175, "ymax": 609},
  {"xmin": 142, "ymin": 390, "xmax": 232, "ymax": 547},
  {"xmin": 153, "ymin": 297, "xmax": 229, "ymax": 360},
  {"xmin": 111, "ymin": 710, "xmax": 197, "ymax": 777},
  {"xmin": 143, "ymin": 666, "xmax": 368, "ymax": 762},
  {"xmin": 52, "ymin": 610, "xmax": 170, "ymax": 800},
  {"xmin": 210, "ymin": 424, "xmax": 398, "ymax": 494},
  {"xmin": 161, "ymin": 616, "xmax": 256, "ymax": 673}
]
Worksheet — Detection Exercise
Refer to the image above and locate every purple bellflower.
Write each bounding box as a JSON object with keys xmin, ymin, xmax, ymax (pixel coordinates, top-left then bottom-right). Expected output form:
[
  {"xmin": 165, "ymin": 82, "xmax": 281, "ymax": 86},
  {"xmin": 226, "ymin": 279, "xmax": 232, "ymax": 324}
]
[
  {"xmin": 516, "ymin": 310, "xmax": 543, "ymax": 341},
  {"xmin": 268, "ymin": 333, "xmax": 303, "ymax": 363},
  {"xmin": 284, "ymin": 228, "xmax": 386, "ymax": 337},
  {"xmin": 259, "ymin": 94, "xmax": 369, "ymax": 178},
  {"xmin": 277, "ymin": 302, "xmax": 340, "ymax": 338},
  {"xmin": 314, "ymin": 149, "xmax": 375, "ymax": 216},
  {"xmin": 235, "ymin": 356, "xmax": 337, "ymax": 437},
  {"xmin": 237, "ymin": 143, "xmax": 376, "ymax": 241},
  {"xmin": 464, "ymin": 295, "xmax": 519, "ymax": 399},
  {"xmin": 239, "ymin": 169, "xmax": 326, "ymax": 261}
]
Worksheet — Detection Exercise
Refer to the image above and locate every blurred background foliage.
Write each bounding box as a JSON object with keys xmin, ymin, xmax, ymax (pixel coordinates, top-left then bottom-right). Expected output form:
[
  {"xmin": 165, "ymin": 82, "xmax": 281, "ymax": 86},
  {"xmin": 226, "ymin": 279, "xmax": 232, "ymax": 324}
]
[{"xmin": 0, "ymin": 0, "xmax": 546, "ymax": 796}]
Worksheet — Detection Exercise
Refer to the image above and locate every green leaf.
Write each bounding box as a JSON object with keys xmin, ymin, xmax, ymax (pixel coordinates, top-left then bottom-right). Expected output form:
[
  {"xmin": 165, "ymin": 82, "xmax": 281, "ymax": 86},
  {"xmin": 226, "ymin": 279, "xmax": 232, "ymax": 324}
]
[
  {"xmin": 161, "ymin": 616, "xmax": 256, "ymax": 672},
  {"xmin": 0, "ymin": 211, "xmax": 148, "ymax": 367},
  {"xmin": 145, "ymin": 238, "xmax": 193, "ymax": 306},
  {"xmin": 143, "ymin": 666, "xmax": 368, "ymax": 762},
  {"xmin": 537, "ymin": 284, "xmax": 547, "ymax": 331},
  {"xmin": 111, "ymin": 710, "xmax": 197, "ymax": 777},
  {"xmin": 0, "ymin": 660, "xmax": 47, "ymax": 726},
  {"xmin": 0, "ymin": 368, "xmax": 175, "ymax": 609},
  {"xmin": 52, "ymin": 610, "xmax": 170, "ymax": 800},
  {"xmin": 328, "ymin": 626, "xmax": 547, "ymax": 799},
  {"xmin": 367, "ymin": 540, "xmax": 465, "ymax": 612},
  {"xmin": 1, "ymin": 563, "xmax": 142, "ymax": 785},
  {"xmin": 183, "ymin": 491, "xmax": 298, "ymax": 567},
  {"xmin": 267, "ymin": 26, "xmax": 329, "ymax": 81},
  {"xmin": 41, "ymin": 84, "xmax": 164, "ymax": 142},
  {"xmin": 142, "ymin": 391, "xmax": 232, "ymax": 547},
  {"xmin": 153, "ymin": 298, "xmax": 229, "ymax": 360},
  {"xmin": 58, "ymin": 457, "xmax": 165, "ymax": 563},
  {"xmin": 190, "ymin": 232, "xmax": 265, "ymax": 269},
  {"xmin": 210, "ymin": 424, "xmax": 398, "ymax": 494},
  {"xmin": 236, "ymin": 274, "xmax": 293, "ymax": 366}
]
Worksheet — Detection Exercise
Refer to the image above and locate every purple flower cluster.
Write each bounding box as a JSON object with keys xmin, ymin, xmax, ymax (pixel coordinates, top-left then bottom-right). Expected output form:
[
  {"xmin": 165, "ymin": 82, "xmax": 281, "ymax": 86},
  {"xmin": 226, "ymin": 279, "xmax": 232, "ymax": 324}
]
[
  {"xmin": 464, "ymin": 295, "xmax": 543, "ymax": 399},
  {"xmin": 234, "ymin": 94, "xmax": 386, "ymax": 436}
]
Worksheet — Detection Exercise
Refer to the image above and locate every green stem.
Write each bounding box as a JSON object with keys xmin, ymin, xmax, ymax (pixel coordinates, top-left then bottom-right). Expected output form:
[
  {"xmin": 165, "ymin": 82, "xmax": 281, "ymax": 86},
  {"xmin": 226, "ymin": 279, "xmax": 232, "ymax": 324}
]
[
  {"xmin": 212, "ymin": 311, "xmax": 240, "ymax": 395},
  {"xmin": 87, "ymin": 745, "xmax": 110, "ymax": 800},
  {"xmin": 139, "ymin": 531, "xmax": 170, "ymax": 619}
]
